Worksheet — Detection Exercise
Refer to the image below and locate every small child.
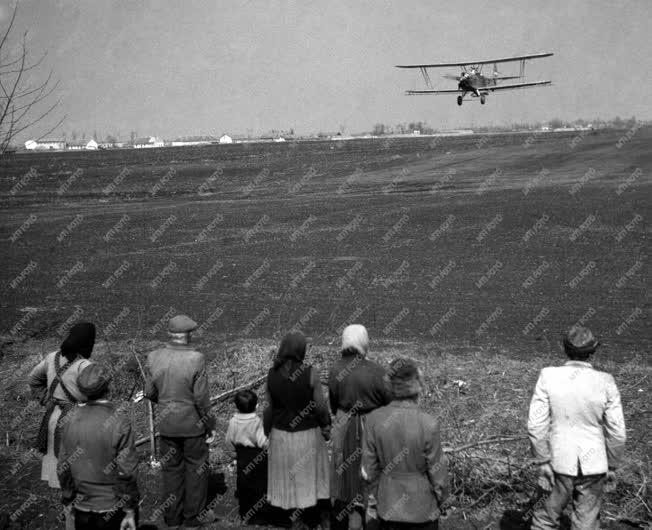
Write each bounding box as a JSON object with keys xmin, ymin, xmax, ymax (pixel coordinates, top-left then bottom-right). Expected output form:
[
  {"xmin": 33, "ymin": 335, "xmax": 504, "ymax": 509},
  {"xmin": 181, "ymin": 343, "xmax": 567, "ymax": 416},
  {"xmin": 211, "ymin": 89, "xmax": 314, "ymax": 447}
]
[{"xmin": 225, "ymin": 389, "xmax": 269, "ymax": 524}]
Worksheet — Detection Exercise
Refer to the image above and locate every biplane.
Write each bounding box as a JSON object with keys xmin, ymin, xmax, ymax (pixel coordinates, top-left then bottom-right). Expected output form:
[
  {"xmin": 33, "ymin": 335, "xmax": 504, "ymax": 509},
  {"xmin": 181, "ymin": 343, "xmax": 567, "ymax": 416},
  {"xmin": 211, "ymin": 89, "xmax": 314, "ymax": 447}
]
[{"xmin": 396, "ymin": 52, "xmax": 553, "ymax": 106}]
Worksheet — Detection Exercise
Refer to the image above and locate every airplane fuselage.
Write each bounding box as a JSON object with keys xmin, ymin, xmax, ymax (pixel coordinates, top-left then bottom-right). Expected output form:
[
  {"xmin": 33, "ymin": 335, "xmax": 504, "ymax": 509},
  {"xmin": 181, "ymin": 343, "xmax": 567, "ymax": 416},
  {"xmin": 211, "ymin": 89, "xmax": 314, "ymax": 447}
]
[{"xmin": 458, "ymin": 74, "xmax": 498, "ymax": 96}]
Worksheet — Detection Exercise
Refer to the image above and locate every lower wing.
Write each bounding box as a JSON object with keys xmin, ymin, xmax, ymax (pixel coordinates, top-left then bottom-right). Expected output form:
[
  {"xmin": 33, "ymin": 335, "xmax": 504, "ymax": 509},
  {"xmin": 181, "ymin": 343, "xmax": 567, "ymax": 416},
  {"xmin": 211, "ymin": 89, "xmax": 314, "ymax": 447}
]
[
  {"xmin": 405, "ymin": 81, "xmax": 551, "ymax": 95},
  {"xmin": 406, "ymin": 89, "xmax": 460, "ymax": 95},
  {"xmin": 485, "ymin": 80, "xmax": 552, "ymax": 91}
]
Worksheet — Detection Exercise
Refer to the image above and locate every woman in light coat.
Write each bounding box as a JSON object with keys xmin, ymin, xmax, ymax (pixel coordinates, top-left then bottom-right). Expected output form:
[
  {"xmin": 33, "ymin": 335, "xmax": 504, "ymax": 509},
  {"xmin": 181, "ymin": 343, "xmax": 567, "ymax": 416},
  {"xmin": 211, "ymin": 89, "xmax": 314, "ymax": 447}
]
[{"xmin": 28, "ymin": 322, "xmax": 95, "ymax": 488}]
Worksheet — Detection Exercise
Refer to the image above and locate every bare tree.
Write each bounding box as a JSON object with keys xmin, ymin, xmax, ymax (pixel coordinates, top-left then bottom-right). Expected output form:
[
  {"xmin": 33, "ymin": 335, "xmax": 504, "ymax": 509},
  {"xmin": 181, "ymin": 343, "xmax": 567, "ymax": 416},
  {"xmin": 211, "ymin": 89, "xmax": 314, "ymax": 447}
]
[{"xmin": 0, "ymin": 2, "xmax": 64, "ymax": 155}]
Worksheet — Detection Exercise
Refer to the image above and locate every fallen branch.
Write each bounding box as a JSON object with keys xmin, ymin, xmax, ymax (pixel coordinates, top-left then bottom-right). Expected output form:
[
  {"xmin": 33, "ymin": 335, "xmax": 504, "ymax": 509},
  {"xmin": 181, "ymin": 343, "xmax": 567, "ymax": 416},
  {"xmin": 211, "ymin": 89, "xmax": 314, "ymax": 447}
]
[
  {"xmin": 444, "ymin": 436, "xmax": 528, "ymax": 454},
  {"xmin": 135, "ymin": 373, "xmax": 268, "ymax": 448},
  {"xmin": 210, "ymin": 373, "xmax": 267, "ymax": 406}
]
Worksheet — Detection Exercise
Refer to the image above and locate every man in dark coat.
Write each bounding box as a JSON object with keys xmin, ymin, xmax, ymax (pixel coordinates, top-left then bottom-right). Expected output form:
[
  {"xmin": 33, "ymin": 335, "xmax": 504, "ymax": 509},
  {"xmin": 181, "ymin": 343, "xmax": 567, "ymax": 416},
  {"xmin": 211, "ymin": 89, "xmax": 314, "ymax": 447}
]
[
  {"xmin": 362, "ymin": 357, "xmax": 449, "ymax": 530},
  {"xmin": 57, "ymin": 363, "xmax": 139, "ymax": 530},
  {"xmin": 145, "ymin": 314, "xmax": 216, "ymax": 529}
]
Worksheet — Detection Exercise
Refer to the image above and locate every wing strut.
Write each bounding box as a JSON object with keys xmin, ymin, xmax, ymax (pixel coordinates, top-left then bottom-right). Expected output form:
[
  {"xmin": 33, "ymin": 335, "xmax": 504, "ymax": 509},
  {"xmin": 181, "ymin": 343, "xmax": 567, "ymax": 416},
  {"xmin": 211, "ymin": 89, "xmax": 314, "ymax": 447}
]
[
  {"xmin": 520, "ymin": 59, "xmax": 525, "ymax": 78},
  {"xmin": 420, "ymin": 67, "xmax": 433, "ymax": 89}
]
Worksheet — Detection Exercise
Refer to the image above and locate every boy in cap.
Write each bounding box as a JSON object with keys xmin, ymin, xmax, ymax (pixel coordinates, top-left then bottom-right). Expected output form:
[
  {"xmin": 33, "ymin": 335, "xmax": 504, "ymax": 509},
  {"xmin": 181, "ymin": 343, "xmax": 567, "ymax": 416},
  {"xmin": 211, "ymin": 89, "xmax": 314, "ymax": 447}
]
[
  {"xmin": 57, "ymin": 363, "xmax": 139, "ymax": 530},
  {"xmin": 362, "ymin": 357, "xmax": 449, "ymax": 529},
  {"xmin": 145, "ymin": 314, "xmax": 216, "ymax": 528},
  {"xmin": 528, "ymin": 326, "xmax": 626, "ymax": 529}
]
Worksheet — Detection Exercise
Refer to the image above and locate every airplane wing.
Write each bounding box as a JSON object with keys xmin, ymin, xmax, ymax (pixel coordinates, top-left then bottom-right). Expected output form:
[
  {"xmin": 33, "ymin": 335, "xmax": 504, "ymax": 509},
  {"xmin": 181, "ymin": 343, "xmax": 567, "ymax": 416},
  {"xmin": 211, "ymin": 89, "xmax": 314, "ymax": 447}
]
[
  {"xmin": 406, "ymin": 89, "xmax": 461, "ymax": 95},
  {"xmin": 485, "ymin": 80, "xmax": 552, "ymax": 91},
  {"xmin": 396, "ymin": 52, "xmax": 553, "ymax": 69},
  {"xmin": 405, "ymin": 80, "xmax": 551, "ymax": 96}
]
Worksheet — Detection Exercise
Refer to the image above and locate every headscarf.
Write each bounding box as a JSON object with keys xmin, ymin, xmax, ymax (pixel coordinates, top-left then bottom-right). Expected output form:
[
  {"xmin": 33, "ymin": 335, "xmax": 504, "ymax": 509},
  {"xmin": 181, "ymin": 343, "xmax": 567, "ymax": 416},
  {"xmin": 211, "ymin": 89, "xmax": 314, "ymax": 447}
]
[
  {"xmin": 61, "ymin": 322, "xmax": 96, "ymax": 362},
  {"xmin": 273, "ymin": 331, "xmax": 307, "ymax": 376},
  {"xmin": 341, "ymin": 324, "xmax": 369, "ymax": 356}
]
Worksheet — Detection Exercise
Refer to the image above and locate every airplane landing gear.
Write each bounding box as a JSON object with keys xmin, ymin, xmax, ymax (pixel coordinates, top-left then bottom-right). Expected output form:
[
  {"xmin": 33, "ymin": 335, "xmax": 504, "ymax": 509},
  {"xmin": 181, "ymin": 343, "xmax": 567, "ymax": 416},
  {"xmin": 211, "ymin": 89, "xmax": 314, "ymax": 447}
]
[
  {"xmin": 457, "ymin": 95, "xmax": 463, "ymax": 106},
  {"xmin": 480, "ymin": 95, "xmax": 486, "ymax": 105}
]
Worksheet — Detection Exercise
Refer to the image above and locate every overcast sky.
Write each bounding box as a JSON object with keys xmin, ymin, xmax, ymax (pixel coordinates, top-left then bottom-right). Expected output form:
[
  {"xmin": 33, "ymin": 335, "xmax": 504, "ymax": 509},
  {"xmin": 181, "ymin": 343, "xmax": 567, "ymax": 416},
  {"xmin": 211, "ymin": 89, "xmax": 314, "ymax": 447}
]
[{"xmin": 3, "ymin": 0, "xmax": 651, "ymax": 140}]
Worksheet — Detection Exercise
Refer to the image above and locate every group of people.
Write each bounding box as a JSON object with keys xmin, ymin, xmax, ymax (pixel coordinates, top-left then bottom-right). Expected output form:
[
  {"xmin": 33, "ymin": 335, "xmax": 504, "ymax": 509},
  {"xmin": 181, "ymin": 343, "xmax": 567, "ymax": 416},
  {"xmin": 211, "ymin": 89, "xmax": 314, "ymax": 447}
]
[{"xmin": 27, "ymin": 316, "xmax": 626, "ymax": 530}]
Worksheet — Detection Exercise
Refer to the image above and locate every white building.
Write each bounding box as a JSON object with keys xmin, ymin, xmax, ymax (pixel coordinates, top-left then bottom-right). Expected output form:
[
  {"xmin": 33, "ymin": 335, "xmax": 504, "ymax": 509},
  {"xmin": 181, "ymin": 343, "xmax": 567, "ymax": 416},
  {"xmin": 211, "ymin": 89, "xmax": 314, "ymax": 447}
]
[
  {"xmin": 170, "ymin": 136, "xmax": 215, "ymax": 147},
  {"xmin": 67, "ymin": 139, "xmax": 99, "ymax": 150},
  {"xmin": 219, "ymin": 134, "xmax": 233, "ymax": 144},
  {"xmin": 24, "ymin": 138, "xmax": 66, "ymax": 150},
  {"xmin": 133, "ymin": 136, "xmax": 164, "ymax": 148}
]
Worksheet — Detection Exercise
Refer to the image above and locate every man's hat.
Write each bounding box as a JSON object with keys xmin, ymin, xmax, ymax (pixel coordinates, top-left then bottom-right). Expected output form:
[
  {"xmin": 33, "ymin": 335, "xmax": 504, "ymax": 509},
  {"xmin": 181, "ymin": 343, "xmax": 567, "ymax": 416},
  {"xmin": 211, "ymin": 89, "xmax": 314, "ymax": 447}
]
[
  {"xmin": 168, "ymin": 315, "xmax": 198, "ymax": 333},
  {"xmin": 563, "ymin": 325, "xmax": 599, "ymax": 355},
  {"xmin": 77, "ymin": 363, "xmax": 111, "ymax": 400}
]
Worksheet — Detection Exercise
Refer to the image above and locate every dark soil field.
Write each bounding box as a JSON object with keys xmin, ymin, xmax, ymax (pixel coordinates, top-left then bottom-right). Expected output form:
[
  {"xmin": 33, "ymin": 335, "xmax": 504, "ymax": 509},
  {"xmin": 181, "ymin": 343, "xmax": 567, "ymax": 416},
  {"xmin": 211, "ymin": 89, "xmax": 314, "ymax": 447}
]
[
  {"xmin": 1, "ymin": 129, "xmax": 650, "ymax": 353},
  {"xmin": 0, "ymin": 129, "xmax": 650, "ymax": 529}
]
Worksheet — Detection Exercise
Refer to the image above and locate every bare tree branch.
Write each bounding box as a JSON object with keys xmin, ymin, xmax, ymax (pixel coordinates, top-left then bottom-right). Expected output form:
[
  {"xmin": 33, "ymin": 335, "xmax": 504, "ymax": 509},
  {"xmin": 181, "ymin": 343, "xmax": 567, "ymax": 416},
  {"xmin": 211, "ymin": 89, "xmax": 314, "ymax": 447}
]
[{"xmin": 0, "ymin": 1, "xmax": 63, "ymax": 155}]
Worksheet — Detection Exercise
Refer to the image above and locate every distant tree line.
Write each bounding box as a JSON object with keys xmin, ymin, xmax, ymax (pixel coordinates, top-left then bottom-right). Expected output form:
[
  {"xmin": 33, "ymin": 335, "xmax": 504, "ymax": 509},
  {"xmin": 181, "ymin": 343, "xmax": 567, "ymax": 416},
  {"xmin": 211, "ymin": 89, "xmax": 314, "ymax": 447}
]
[{"xmin": 369, "ymin": 116, "xmax": 646, "ymax": 135}]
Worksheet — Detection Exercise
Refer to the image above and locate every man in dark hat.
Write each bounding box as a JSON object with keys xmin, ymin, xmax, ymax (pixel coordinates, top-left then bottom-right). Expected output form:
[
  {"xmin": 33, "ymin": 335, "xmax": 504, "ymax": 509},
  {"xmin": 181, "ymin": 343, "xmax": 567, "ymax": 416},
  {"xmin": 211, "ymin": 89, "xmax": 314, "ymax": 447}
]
[
  {"xmin": 57, "ymin": 363, "xmax": 139, "ymax": 530},
  {"xmin": 362, "ymin": 357, "xmax": 449, "ymax": 529},
  {"xmin": 145, "ymin": 314, "xmax": 216, "ymax": 529},
  {"xmin": 528, "ymin": 326, "xmax": 626, "ymax": 529}
]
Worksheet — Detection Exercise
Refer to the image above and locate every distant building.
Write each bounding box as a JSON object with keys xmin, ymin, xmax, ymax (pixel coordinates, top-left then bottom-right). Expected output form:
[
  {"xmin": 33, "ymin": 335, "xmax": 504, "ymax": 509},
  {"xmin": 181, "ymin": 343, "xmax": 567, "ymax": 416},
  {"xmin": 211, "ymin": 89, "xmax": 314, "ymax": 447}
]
[
  {"xmin": 24, "ymin": 138, "xmax": 66, "ymax": 150},
  {"xmin": 67, "ymin": 139, "xmax": 99, "ymax": 150},
  {"xmin": 171, "ymin": 136, "xmax": 216, "ymax": 147},
  {"xmin": 219, "ymin": 134, "xmax": 233, "ymax": 144},
  {"xmin": 98, "ymin": 140, "xmax": 124, "ymax": 149},
  {"xmin": 133, "ymin": 136, "xmax": 164, "ymax": 148},
  {"xmin": 273, "ymin": 137, "xmax": 286, "ymax": 143}
]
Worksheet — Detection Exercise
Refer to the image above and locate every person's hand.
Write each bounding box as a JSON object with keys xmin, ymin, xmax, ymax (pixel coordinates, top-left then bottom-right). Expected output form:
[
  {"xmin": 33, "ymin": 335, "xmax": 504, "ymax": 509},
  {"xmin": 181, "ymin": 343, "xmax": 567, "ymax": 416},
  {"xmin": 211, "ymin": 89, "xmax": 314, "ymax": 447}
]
[
  {"xmin": 537, "ymin": 463, "xmax": 555, "ymax": 492},
  {"xmin": 205, "ymin": 429, "xmax": 217, "ymax": 445},
  {"xmin": 604, "ymin": 470, "xmax": 617, "ymax": 493},
  {"xmin": 320, "ymin": 426, "xmax": 331, "ymax": 442},
  {"xmin": 120, "ymin": 509, "xmax": 136, "ymax": 530}
]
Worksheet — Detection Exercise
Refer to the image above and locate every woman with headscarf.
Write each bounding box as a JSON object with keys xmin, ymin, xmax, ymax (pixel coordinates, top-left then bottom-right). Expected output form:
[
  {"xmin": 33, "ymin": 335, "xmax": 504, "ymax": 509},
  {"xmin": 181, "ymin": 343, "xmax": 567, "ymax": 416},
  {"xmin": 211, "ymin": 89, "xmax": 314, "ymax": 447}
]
[
  {"xmin": 265, "ymin": 331, "xmax": 331, "ymax": 528},
  {"xmin": 328, "ymin": 324, "xmax": 392, "ymax": 530},
  {"xmin": 28, "ymin": 322, "xmax": 95, "ymax": 488}
]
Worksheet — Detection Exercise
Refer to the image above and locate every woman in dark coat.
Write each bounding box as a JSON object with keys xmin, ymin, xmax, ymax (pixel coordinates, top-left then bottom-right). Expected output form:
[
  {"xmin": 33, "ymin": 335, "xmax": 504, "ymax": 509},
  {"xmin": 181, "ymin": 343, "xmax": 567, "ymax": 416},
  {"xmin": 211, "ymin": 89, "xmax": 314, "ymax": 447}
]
[
  {"xmin": 266, "ymin": 331, "xmax": 331, "ymax": 528},
  {"xmin": 328, "ymin": 324, "xmax": 392, "ymax": 530}
]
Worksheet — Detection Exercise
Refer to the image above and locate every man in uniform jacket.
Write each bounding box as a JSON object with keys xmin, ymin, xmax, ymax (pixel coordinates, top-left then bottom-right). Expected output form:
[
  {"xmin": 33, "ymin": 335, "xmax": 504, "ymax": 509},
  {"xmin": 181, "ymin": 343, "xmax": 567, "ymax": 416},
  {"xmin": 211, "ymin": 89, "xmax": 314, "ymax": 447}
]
[
  {"xmin": 362, "ymin": 357, "xmax": 449, "ymax": 530},
  {"xmin": 528, "ymin": 326, "xmax": 626, "ymax": 529},
  {"xmin": 145, "ymin": 314, "xmax": 216, "ymax": 529},
  {"xmin": 57, "ymin": 363, "xmax": 139, "ymax": 530}
]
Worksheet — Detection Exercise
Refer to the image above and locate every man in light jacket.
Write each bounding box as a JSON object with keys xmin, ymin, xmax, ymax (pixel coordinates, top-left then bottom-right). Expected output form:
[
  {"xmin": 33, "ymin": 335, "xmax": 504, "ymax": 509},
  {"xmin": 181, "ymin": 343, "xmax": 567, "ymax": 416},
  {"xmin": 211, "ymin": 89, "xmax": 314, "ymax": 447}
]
[
  {"xmin": 362, "ymin": 357, "xmax": 449, "ymax": 529},
  {"xmin": 528, "ymin": 326, "xmax": 626, "ymax": 529}
]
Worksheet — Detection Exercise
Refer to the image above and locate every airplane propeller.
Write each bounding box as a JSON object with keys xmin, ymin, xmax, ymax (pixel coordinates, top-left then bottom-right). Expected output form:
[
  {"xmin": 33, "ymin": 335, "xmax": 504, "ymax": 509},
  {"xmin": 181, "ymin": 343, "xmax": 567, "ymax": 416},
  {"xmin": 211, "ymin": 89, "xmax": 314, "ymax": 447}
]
[{"xmin": 442, "ymin": 74, "xmax": 461, "ymax": 81}]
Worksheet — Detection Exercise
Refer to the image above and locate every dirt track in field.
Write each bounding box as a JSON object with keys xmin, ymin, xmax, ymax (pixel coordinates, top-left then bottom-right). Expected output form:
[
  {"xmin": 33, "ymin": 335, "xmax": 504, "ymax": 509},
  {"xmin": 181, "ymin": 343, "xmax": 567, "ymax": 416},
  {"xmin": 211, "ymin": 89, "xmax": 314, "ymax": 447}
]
[{"xmin": 1, "ymin": 130, "xmax": 650, "ymax": 361}]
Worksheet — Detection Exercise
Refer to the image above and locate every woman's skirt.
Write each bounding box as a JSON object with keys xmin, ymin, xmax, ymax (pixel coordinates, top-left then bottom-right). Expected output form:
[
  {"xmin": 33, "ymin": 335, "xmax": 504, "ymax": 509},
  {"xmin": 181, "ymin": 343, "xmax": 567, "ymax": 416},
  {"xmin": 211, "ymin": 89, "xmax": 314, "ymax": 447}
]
[
  {"xmin": 267, "ymin": 427, "xmax": 330, "ymax": 510},
  {"xmin": 41, "ymin": 404, "xmax": 61, "ymax": 488},
  {"xmin": 331, "ymin": 409, "xmax": 365, "ymax": 504}
]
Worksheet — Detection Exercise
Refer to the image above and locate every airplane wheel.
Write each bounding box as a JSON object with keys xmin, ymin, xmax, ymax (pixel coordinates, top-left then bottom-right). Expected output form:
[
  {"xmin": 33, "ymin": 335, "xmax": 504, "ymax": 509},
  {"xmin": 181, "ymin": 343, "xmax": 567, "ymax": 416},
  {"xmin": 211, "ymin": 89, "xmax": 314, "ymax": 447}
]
[
  {"xmin": 457, "ymin": 96, "xmax": 463, "ymax": 106},
  {"xmin": 480, "ymin": 95, "xmax": 486, "ymax": 105}
]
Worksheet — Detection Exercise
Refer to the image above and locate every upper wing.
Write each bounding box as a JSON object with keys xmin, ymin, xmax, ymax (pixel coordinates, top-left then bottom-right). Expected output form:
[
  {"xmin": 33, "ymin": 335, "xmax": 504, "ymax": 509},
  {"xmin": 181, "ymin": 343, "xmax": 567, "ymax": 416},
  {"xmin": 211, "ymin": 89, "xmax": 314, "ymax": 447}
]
[
  {"xmin": 396, "ymin": 52, "xmax": 553, "ymax": 69},
  {"xmin": 485, "ymin": 80, "xmax": 552, "ymax": 91}
]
